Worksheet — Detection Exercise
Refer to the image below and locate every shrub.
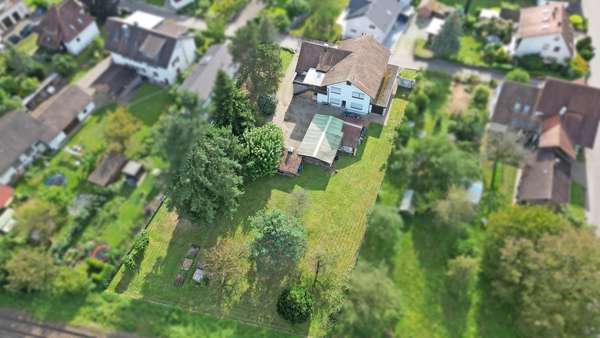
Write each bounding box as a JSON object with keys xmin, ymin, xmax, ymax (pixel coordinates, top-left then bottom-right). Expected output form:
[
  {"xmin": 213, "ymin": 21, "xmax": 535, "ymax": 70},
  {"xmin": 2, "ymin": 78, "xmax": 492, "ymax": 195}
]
[
  {"xmin": 569, "ymin": 14, "xmax": 587, "ymax": 32},
  {"xmin": 394, "ymin": 122, "xmax": 413, "ymax": 148},
  {"xmin": 515, "ymin": 54, "xmax": 545, "ymax": 72},
  {"xmin": 414, "ymin": 92, "xmax": 429, "ymax": 114},
  {"xmin": 576, "ymin": 37, "xmax": 595, "ymax": 61},
  {"xmin": 471, "ymin": 85, "xmax": 490, "ymax": 109},
  {"xmin": 277, "ymin": 284, "xmax": 314, "ymax": 323},
  {"xmin": 261, "ymin": 7, "xmax": 290, "ymax": 32},
  {"xmin": 124, "ymin": 229, "xmax": 150, "ymax": 272},
  {"xmin": 506, "ymin": 68, "xmax": 530, "ymax": 83},
  {"xmin": 570, "ymin": 54, "xmax": 590, "ymax": 78},
  {"xmin": 257, "ymin": 94, "xmax": 277, "ymax": 116},
  {"xmin": 51, "ymin": 54, "xmax": 77, "ymax": 77},
  {"xmin": 285, "ymin": 0, "xmax": 309, "ymax": 18},
  {"xmin": 404, "ymin": 102, "xmax": 418, "ymax": 121},
  {"xmin": 482, "ymin": 44, "xmax": 511, "ymax": 64}
]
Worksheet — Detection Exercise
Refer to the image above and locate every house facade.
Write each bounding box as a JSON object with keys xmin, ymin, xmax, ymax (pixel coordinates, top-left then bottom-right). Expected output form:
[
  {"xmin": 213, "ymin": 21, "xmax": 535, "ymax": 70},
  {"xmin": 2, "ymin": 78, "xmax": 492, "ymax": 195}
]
[
  {"xmin": 341, "ymin": 0, "xmax": 409, "ymax": 43},
  {"xmin": 512, "ymin": 3, "xmax": 574, "ymax": 63},
  {"xmin": 0, "ymin": 0, "xmax": 29, "ymax": 35},
  {"xmin": 293, "ymin": 36, "xmax": 399, "ymax": 118},
  {"xmin": 105, "ymin": 12, "xmax": 196, "ymax": 85},
  {"xmin": 35, "ymin": 0, "xmax": 100, "ymax": 55}
]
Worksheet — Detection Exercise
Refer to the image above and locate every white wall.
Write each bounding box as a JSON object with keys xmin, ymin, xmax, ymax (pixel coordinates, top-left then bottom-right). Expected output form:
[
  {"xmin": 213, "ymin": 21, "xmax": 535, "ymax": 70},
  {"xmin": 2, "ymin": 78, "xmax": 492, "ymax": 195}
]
[
  {"xmin": 514, "ymin": 33, "xmax": 572, "ymax": 63},
  {"xmin": 326, "ymin": 82, "xmax": 371, "ymax": 115},
  {"xmin": 77, "ymin": 102, "xmax": 96, "ymax": 121},
  {"xmin": 169, "ymin": 0, "xmax": 195, "ymax": 10},
  {"xmin": 0, "ymin": 142, "xmax": 47, "ymax": 185},
  {"xmin": 0, "ymin": 1, "xmax": 29, "ymax": 32},
  {"xmin": 343, "ymin": 16, "xmax": 385, "ymax": 42},
  {"xmin": 65, "ymin": 22, "xmax": 100, "ymax": 55},
  {"xmin": 48, "ymin": 132, "xmax": 67, "ymax": 150},
  {"xmin": 111, "ymin": 37, "xmax": 196, "ymax": 85},
  {"xmin": 0, "ymin": 168, "xmax": 16, "ymax": 185}
]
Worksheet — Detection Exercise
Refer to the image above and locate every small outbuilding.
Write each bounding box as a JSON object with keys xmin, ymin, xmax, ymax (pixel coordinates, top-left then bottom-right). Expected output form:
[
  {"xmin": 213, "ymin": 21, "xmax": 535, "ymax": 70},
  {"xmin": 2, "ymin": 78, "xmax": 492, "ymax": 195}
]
[
  {"xmin": 298, "ymin": 114, "xmax": 344, "ymax": 168},
  {"xmin": 88, "ymin": 152, "xmax": 128, "ymax": 187},
  {"xmin": 122, "ymin": 160, "xmax": 145, "ymax": 186},
  {"xmin": 340, "ymin": 117, "xmax": 365, "ymax": 155},
  {"xmin": 399, "ymin": 189, "xmax": 415, "ymax": 215},
  {"xmin": 467, "ymin": 181, "xmax": 484, "ymax": 205},
  {"xmin": 278, "ymin": 148, "xmax": 303, "ymax": 176}
]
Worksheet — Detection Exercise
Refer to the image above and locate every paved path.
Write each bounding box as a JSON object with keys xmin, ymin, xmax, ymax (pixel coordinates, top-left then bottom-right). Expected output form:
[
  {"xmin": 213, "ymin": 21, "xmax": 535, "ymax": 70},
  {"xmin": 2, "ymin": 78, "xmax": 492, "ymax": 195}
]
[
  {"xmin": 75, "ymin": 56, "xmax": 112, "ymax": 95},
  {"xmin": 225, "ymin": 0, "xmax": 265, "ymax": 37},
  {"xmin": 119, "ymin": 0, "xmax": 207, "ymax": 31}
]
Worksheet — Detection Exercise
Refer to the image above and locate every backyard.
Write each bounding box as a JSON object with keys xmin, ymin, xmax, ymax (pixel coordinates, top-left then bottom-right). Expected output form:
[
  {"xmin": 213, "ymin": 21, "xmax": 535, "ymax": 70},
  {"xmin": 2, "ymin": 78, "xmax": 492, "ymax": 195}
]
[{"xmin": 108, "ymin": 91, "xmax": 406, "ymax": 336}]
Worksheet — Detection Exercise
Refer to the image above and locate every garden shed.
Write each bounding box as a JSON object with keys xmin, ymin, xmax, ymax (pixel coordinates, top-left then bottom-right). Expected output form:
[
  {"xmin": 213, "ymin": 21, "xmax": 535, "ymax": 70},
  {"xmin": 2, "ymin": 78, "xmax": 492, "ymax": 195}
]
[
  {"xmin": 88, "ymin": 152, "xmax": 128, "ymax": 187},
  {"xmin": 298, "ymin": 114, "xmax": 344, "ymax": 167}
]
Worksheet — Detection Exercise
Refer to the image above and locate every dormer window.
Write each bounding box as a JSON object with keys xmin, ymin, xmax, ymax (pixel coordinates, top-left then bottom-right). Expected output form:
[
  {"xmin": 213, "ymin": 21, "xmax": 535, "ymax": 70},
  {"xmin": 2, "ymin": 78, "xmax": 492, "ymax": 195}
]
[{"xmin": 514, "ymin": 101, "xmax": 522, "ymax": 113}]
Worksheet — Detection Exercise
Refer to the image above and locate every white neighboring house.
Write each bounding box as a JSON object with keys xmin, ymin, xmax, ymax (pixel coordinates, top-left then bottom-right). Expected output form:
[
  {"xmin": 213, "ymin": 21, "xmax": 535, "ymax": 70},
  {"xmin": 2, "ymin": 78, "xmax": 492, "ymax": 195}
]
[
  {"xmin": 512, "ymin": 2, "xmax": 574, "ymax": 64},
  {"xmin": 0, "ymin": 0, "xmax": 29, "ymax": 35},
  {"xmin": 35, "ymin": 0, "xmax": 100, "ymax": 55},
  {"xmin": 31, "ymin": 85, "xmax": 95, "ymax": 150},
  {"xmin": 169, "ymin": 0, "xmax": 195, "ymax": 10},
  {"xmin": 340, "ymin": 0, "xmax": 410, "ymax": 43},
  {"xmin": 105, "ymin": 11, "xmax": 197, "ymax": 85},
  {"xmin": 293, "ymin": 35, "xmax": 399, "ymax": 117}
]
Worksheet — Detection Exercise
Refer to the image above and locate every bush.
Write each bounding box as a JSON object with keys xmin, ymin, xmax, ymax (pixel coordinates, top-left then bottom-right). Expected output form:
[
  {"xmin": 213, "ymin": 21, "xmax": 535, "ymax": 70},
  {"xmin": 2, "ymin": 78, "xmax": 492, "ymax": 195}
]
[
  {"xmin": 124, "ymin": 229, "xmax": 150, "ymax": 272},
  {"xmin": 261, "ymin": 7, "xmax": 290, "ymax": 32},
  {"xmin": 394, "ymin": 122, "xmax": 413, "ymax": 148},
  {"xmin": 471, "ymin": 85, "xmax": 490, "ymax": 109},
  {"xmin": 570, "ymin": 54, "xmax": 590, "ymax": 78},
  {"xmin": 257, "ymin": 94, "xmax": 277, "ymax": 116},
  {"xmin": 506, "ymin": 68, "xmax": 530, "ymax": 83},
  {"xmin": 51, "ymin": 54, "xmax": 77, "ymax": 77},
  {"xmin": 515, "ymin": 54, "xmax": 545, "ymax": 72},
  {"xmin": 569, "ymin": 14, "xmax": 587, "ymax": 32},
  {"xmin": 285, "ymin": 0, "xmax": 309, "ymax": 18},
  {"xmin": 576, "ymin": 37, "xmax": 595, "ymax": 61},
  {"xmin": 482, "ymin": 44, "xmax": 511, "ymax": 64},
  {"xmin": 415, "ymin": 92, "xmax": 429, "ymax": 114},
  {"xmin": 404, "ymin": 102, "xmax": 418, "ymax": 121},
  {"xmin": 277, "ymin": 284, "xmax": 314, "ymax": 323}
]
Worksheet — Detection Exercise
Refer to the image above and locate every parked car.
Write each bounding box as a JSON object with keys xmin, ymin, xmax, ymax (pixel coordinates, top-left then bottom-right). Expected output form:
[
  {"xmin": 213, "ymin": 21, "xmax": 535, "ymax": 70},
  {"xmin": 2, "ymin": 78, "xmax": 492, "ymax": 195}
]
[
  {"xmin": 7, "ymin": 35, "xmax": 21, "ymax": 45},
  {"xmin": 19, "ymin": 24, "xmax": 33, "ymax": 38}
]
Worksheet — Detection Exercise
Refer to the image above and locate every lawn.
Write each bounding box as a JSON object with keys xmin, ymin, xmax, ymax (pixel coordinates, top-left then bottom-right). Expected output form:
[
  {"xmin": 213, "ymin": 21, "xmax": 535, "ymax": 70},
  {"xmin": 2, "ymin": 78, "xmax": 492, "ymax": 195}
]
[
  {"xmin": 280, "ymin": 48, "xmax": 295, "ymax": 73},
  {"xmin": 16, "ymin": 33, "xmax": 38, "ymax": 55},
  {"xmin": 108, "ymin": 93, "xmax": 406, "ymax": 336},
  {"xmin": 372, "ymin": 70, "xmax": 519, "ymax": 338},
  {"xmin": 567, "ymin": 181, "xmax": 587, "ymax": 222}
]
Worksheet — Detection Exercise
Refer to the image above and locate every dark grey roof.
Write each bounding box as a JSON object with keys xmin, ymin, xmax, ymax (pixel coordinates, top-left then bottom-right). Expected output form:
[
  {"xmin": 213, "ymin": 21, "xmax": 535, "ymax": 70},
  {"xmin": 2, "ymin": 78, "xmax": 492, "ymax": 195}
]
[
  {"xmin": 346, "ymin": 0, "xmax": 405, "ymax": 34},
  {"xmin": 35, "ymin": 0, "xmax": 95, "ymax": 50},
  {"xmin": 31, "ymin": 85, "xmax": 92, "ymax": 137},
  {"xmin": 0, "ymin": 110, "xmax": 52, "ymax": 174},
  {"xmin": 105, "ymin": 17, "xmax": 189, "ymax": 68},
  {"xmin": 180, "ymin": 43, "xmax": 233, "ymax": 100}
]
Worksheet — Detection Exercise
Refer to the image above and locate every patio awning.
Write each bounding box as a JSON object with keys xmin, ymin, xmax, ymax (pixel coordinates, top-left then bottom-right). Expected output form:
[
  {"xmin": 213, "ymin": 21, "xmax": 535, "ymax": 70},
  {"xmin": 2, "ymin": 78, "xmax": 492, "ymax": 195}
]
[{"xmin": 298, "ymin": 114, "xmax": 344, "ymax": 166}]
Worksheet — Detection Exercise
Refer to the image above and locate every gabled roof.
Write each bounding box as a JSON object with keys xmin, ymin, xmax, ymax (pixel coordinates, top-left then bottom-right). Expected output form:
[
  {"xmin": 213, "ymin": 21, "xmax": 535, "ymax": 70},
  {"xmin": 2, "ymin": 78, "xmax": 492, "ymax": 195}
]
[
  {"xmin": 518, "ymin": 149, "xmax": 571, "ymax": 205},
  {"xmin": 0, "ymin": 110, "xmax": 52, "ymax": 175},
  {"xmin": 491, "ymin": 80, "xmax": 542, "ymax": 131},
  {"xmin": 295, "ymin": 36, "xmax": 391, "ymax": 99},
  {"xmin": 298, "ymin": 114, "xmax": 344, "ymax": 165},
  {"xmin": 88, "ymin": 152, "xmax": 128, "ymax": 187},
  {"xmin": 0, "ymin": 185, "xmax": 14, "ymax": 209},
  {"xmin": 346, "ymin": 0, "xmax": 405, "ymax": 34},
  {"xmin": 536, "ymin": 78, "xmax": 600, "ymax": 148},
  {"xmin": 105, "ymin": 16, "xmax": 190, "ymax": 68},
  {"xmin": 538, "ymin": 116, "xmax": 576, "ymax": 159},
  {"xmin": 31, "ymin": 85, "xmax": 92, "ymax": 137},
  {"xmin": 517, "ymin": 3, "xmax": 574, "ymax": 53},
  {"xmin": 35, "ymin": 0, "xmax": 95, "ymax": 50},
  {"xmin": 181, "ymin": 43, "xmax": 233, "ymax": 100}
]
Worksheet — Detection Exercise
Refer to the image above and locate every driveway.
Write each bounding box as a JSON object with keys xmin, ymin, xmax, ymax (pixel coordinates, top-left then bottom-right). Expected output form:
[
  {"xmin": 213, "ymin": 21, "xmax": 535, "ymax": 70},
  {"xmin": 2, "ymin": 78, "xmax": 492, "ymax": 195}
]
[{"xmin": 119, "ymin": 0, "xmax": 207, "ymax": 31}]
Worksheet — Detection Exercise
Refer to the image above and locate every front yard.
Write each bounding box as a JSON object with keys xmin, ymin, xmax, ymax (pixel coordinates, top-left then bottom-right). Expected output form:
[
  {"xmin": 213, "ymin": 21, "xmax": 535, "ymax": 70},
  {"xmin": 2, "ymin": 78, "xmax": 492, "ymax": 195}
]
[{"xmin": 108, "ymin": 93, "xmax": 406, "ymax": 336}]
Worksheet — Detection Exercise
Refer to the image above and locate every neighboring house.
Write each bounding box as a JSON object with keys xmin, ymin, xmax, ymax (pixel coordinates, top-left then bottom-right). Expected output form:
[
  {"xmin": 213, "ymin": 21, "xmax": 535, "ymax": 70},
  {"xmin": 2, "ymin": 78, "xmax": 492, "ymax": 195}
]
[
  {"xmin": 512, "ymin": 3, "xmax": 574, "ymax": 64},
  {"xmin": 0, "ymin": 0, "xmax": 29, "ymax": 35},
  {"xmin": 293, "ymin": 36, "xmax": 399, "ymax": 117},
  {"xmin": 0, "ymin": 110, "xmax": 53, "ymax": 185},
  {"xmin": 0, "ymin": 184, "xmax": 15, "ymax": 233},
  {"xmin": 341, "ymin": 0, "xmax": 409, "ymax": 43},
  {"xmin": 490, "ymin": 78, "xmax": 600, "ymax": 206},
  {"xmin": 180, "ymin": 43, "xmax": 236, "ymax": 101},
  {"xmin": 168, "ymin": 0, "xmax": 195, "ymax": 10},
  {"xmin": 31, "ymin": 85, "xmax": 95, "ymax": 150},
  {"xmin": 105, "ymin": 11, "xmax": 196, "ymax": 85},
  {"xmin": 416, "ymin": 0, "xmax": 453, "ymax": 19},
  {"xmin": 35, "ymin": 0, "xmax": 100, "ymax": 55}
]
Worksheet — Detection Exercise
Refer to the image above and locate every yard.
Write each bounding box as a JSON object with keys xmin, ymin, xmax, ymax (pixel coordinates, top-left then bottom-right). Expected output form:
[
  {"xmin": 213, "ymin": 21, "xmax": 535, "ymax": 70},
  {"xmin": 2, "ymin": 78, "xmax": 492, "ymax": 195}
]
[
  {"xmin": 373, "ymin": 70, "xmax": 519, "ymax": 338},
  {"xmin": 108, "ymin": 92, "xmax": 406, "ymax": 335}
]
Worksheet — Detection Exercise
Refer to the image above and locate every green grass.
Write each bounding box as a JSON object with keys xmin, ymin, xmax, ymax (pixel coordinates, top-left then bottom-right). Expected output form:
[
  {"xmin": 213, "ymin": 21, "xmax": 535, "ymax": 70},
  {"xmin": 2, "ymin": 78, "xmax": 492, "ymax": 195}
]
[
  {"xmin": 438, "ymin": 0, "xmax": 535, "ymax": 11},
  {"xmin": 457, "ymin": 35, "xmax": 485, "ymax": 67},
  {"xmin": 16, "ymin": 33, "xmax": 38, "ymax": 55},
  {"xmin": 568, "ymin": 181, "xmax": 587, "ymax": 221},
  {"xmin": 280, "ymin": 49, "xmax": 294, "ymax": 73},
  {"xmin": 145, "ymin": 0, "xmax": 165, "ymax": 5},
  {"xmin": 108, "ymin": 94, "xmax": 406, "ymax": 336}
]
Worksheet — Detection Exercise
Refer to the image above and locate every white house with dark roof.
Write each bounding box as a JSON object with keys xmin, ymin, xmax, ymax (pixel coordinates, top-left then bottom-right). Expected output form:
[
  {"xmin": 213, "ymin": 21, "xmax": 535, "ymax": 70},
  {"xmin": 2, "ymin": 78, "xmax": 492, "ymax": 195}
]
[
  {"xmin": 293, "ymin": 35, "xmax": 399, "ymax": 117},
  {"xmin": 340, "ymin": 0, "xmax": 410, "ymax": 43},
  {"xmin": 0, "ymin": 0, "xmax": 29, "ymax": 35},
  {"xmin": 105, "ymin": 11, "xmax": 196, "ymax": 85}
]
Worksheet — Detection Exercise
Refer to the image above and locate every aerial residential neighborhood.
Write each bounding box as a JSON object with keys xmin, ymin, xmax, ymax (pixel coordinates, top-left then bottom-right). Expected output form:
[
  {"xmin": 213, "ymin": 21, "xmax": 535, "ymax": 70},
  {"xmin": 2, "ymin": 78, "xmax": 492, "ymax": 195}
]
[{"xmin": 0, "ymin": 0, "xmax": 600, "ymax": 337}]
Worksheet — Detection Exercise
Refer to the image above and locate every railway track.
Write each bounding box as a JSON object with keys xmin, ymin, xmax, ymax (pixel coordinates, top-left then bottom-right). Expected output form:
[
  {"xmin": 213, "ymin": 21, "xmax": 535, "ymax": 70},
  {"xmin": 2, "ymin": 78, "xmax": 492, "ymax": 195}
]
[{"xmin": 0, "ymin": 312, "xmax": 96, "ymax": 338}]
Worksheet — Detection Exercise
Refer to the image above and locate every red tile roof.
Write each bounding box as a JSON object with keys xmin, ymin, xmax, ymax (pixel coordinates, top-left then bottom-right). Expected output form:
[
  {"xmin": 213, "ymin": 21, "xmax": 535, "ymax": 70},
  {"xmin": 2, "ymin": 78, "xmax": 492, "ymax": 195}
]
[{"xmin": 0, "ymin": 185, "xmax": 14, "ymax": 209}]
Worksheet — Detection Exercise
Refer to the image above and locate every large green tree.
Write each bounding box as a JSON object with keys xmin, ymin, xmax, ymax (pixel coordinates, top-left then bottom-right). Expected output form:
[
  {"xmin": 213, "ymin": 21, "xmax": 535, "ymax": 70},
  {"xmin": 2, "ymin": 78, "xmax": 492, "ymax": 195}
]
[
  {"xmin": 5, "ymin": 249, "xmax": 57, "ymax": 293},
  {"xmin": 15, "ymin": 199, "xmax": 60, "ymax": 244},
  {"xmin": 430, "ymin": 11, "xmax": 463, "ymax": 57},
  {"xmin": 362, "ymin": 205, "xmax": 403, "ymax": 263},
  {"xmin": 390, "ymin": 135, "xmax": 479, "ymax": 208},
  {"xmin": 495, "ymin": 228, "xmax": 600, "ymax": 338},
  {"xmin": 211, "ymin": 70, "xmax": 255, "ymax": 136},
  {"xmin": 104, "ymin": 106, "xmax": 140, "ymax": 152},
  {"xmin": 165, "ymin": 126, "xmax": 243, "ymax": 225},
  {"xmin": 250, "ymin": 209, "xmax": 307, "ymax": 273},
  {"xmin": 331, "ymin": 262, "xmax": 402, "ymax": 337},
  {"xmin": 240, "ymin": 123, "xmax": 284, "ymax": 180},
  {"xmin": 483, "ymin": 131, "xmax": 526, "ymax": 191},
  {"xmin": 434, "ymin": 187, "xmax": 476, "ymax": 228}
]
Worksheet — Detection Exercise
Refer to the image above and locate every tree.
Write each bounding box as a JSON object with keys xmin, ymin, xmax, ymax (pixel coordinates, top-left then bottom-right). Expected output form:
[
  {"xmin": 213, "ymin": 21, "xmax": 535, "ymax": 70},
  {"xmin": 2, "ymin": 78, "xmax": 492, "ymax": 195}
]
[
  {"xmin": 154, "ymin": 112, "xmax": 207, "ymax": 175},
  {"xmin": 51, "ymin": 54, "xmax": 77, "ymax": 77},
  {"xmin": 446, "ymin": 255, "xmax": 479, "ymax": 299},
  {"xmin": 5, "ymin": 249, "xmax": 57, "ymax": 293},
  {"xmin": 362, "ymin": 205, "xmax": 403, "ymax": 263},
  {"xmin": 211, "ymin": 70, "xmax": 255, "ymax": 135},
  {"xmin": 287, "ymin": 188, "xmax": 310, "ymax": 219},
  {"xmin": 166, "ymin": 126, "xmax": 243, "ymax": 225},
  {"xmin": 471, "ymin": 85, "xmax": 490, "ymax": 109},
  {"xmin": 576, "ymin": 36, "xmax": 595, "ymax": 61},
  {"xmin": 15, "ymin": 199, "xmax": 59, "ymax": 244},
  {"xmin": 104, "ymin": 107, "xmax": 140, "ymax": 151},
  {"xmin": 390, "ymin": 136, "xmax": 479, "ymax": 207},
  {"xmin": 240, "ymin": 124, "xmax": 284, "ymax": 180},
  {"xmin": 447, "ymin": 110, "xmax": 487, "ymax": 149},
  {"xmin": 481, "ymin": 205, "xmax": 568, "ymax": 283},
  {"xmin": 483, "ymin": 131, "xmax": 526, "ymax": 191},
  {"xmin": 81, "ymin": 0, "xmax": 119, "ymax": 23},
  {"xmin": 302, "ymin": 0, "xmax": 341, "ymax": 42},
  {"xmin": 204, "ymin": 235, "xmax": 251, "ymax": 309},
  {"xmin": 277, "ymin": 283, "xmax": 314, "ymax": 323},
  {"xmin": 430, "ymin": 11, "xmax": 463, "ymax": 56},
  {"xmin": 434, "ymin": 187, "xmax": 476, "ymax": 228},
  {"xmin": 0, "ymin": 89, "xmax": 20, "ymax": 114},
  {"xmin": 51, "ymin": 265, "xmax": 92, "ymax": 296},
  {"xmin": 250, "ymin": 209, "xmax": 307, "ymax": 273},
  {"xmin": 331, "ymin": 262, "xmax": 402, "ymax": 337},
  {"xmin": 505, "ymin": 68, "xmax": 531, "ymax": 83},
  {"xmin": 257, "ymin": 94, "xmax": 277, "ymax": 116},
  {"xmin": 494, "ymin": 228, "xmax": 600, "ymax": 338}
]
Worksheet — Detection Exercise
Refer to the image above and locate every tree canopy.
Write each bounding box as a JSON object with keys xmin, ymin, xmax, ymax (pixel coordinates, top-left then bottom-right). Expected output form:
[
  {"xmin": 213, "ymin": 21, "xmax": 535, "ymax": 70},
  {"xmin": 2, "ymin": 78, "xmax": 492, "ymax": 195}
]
[
  {"xmin": 362, "ymin": 205, "xmax": 403, "ymax": 263},
  {"xmin": 430, "ymin": 11, "xmax": 463, "ymax": 56},
  {"xmin": 103, "ymin": 107, "xmax": 140, "ymax": 152},
  {"xmin": 165, "ymin": 126, "xmax": 243, "ymax": 225},
  {"xmin": 5, "ymin": 249, "xmax": 57, "ymax": 293},
  {"xmin": 15, "ymin": 199, "xmax": 60, "ymax": 244},
  {"xmin": 250, "ymin": 209, "xmax": 307, "ymax": 273},
  {"xmin": 211, "ymin": 70, "xmax": 255, "ymax": 135},
  {"xmin": 505, "ymin": 68, "xmax": 531, "ymax": 83},
  {"xmin": 240, "ymin": 123, "xmax": 284, "ymax": 180}
]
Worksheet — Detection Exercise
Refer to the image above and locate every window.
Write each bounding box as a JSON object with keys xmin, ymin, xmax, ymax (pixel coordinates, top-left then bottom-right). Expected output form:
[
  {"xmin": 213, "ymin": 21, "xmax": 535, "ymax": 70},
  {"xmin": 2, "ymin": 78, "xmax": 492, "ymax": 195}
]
[
  {"xmin": 352, "ymin": 91, "xmax": 364, "ymax": 99},
  {"xmin": 76, "ymin": 37, "xmax": 80, "ymax": 42},
  {"xmin": 172, "ymin": 56, "xmax": 180, "ymax": 66},
  {"xmin": 330, "ymin": 97, "xmax": 341, "ymax": 106},
  {"xmin": 523, "ymin": 105, "xmax": 531, "ymax": 114},
  {"xmin": 369, "ymin": 24, "xmax": 375, "ymax": 30},
  {"xmin": 330, "ymin": 86, "xmax": 341, "ymax": 94},
  {"xmin": 542, "ymin": 44, "xmax": 550, "ymax": 50},
  {"xmin": 553, "ymin": 46, "xmax": 561, "ymax": 52},
  {"xmin": 513, "ymin": 101, "xmax": 521, "ymax": 112},
  {"xmin": 153, "ymin": 71, "xmax": 159, "ymax": 77},
  {"xmin": 350, "ymin": 102, "xmax": 363, "ymax": 110}
]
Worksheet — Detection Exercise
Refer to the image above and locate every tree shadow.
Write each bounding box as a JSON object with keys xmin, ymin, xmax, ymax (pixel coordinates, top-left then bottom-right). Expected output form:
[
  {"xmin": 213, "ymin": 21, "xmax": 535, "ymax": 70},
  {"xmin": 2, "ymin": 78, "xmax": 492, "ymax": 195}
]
[{"xmin": 475, "ymin": 284, "xmax": 521, "ymax": 338}]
